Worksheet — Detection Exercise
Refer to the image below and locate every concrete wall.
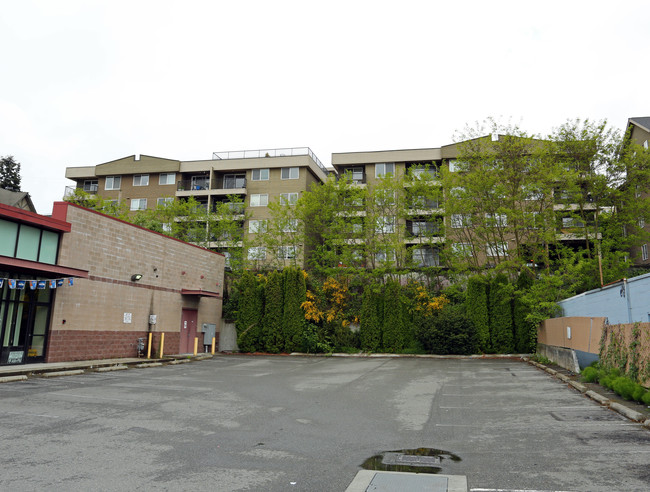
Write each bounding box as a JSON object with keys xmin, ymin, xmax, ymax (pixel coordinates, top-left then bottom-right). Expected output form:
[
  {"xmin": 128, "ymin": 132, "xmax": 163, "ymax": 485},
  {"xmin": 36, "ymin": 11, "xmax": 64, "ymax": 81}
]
[
  {"xmin": 538, "ymin": 317, "xmax": 605, "ymax": 372},
  {"xmin": 558, "ymin": 273, "xmax": 650, "ymax": 324},
  {"xmin": 47, "ymin": 202, "xmax": 224, "ymax": 361}
]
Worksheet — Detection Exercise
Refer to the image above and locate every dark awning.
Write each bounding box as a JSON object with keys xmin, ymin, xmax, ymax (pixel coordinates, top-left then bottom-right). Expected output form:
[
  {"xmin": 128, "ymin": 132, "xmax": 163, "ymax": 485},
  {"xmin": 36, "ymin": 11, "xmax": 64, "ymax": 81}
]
[
  {"xmin": 180, "ymin": 288, "xmax": 221, "ymax": 298},
  {"xmin": 0, "ymin": 255, "xmax": 89, "ymax": 279}
]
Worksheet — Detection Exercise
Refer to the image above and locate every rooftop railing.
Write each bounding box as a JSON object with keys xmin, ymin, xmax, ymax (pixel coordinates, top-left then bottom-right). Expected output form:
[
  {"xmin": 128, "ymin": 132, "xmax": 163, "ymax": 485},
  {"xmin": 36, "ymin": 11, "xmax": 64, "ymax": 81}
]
[{"xmin": 212, "ymin": 147, "xmax": 327, "ymax": 174}]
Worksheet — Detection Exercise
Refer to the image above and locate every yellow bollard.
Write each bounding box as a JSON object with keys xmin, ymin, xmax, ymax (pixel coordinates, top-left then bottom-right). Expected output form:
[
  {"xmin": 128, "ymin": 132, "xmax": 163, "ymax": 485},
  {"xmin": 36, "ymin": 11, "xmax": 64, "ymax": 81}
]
[
  {"xmin": 211, "ymin": 336, "xmax": 216, "ymax": 355},
  {"xmin": 147, "ymin": 332, "xmax": 152, "ymax": 359},
  {"xmin": 159, "ymin": 333, "xmax": 165, "ymax": 358},
  {"xmin": 193, "ymin": 337, "xmax": 198, "ymax": 356}
]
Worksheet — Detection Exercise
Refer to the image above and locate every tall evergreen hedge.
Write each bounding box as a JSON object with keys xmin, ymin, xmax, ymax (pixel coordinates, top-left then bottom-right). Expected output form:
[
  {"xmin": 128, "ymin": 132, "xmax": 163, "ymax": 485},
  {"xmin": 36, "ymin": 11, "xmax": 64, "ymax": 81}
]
[
  {"xmin": 514, "ymin": 271, "xmax": 535, "ymax": 353},
  {"xmin": 382, "ymin": 280, "xmax": 406, "ymax": 352},
  {"xmin": 236, "ymin": 271, "xmax": 264, "ymax": 352},
  {"xmin": 262, "ymin": 270, "xmax": 284, "ymax": 352},
  {"xmin": 466, "ymin": 275, "xmax": 490, "ymax": 352},
  {"xmin": 282, "ymin": 268, "xmax": 306, "ymax": 352},
  {"xmin": 489, "ymin": 273, "xmax": 514, "ymax": 353},
  {"xmin": 360, "ymin": 285, "xmax": 382, "ymax": 351}
]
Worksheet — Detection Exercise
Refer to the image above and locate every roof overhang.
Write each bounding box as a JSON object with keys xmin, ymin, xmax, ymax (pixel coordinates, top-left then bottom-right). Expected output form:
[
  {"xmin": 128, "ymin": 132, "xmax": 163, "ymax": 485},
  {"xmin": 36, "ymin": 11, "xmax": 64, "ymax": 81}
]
[
  {"xmin": 180, "ymin": 288, "xmax": 221, "ymax": 298},
  {"xmin": 0, "ymin": 256, "xmax": 89, "ymax": 279},
  {"xmin": 0, "ymin": 203, "xmax": 71, "ymax": 232}
]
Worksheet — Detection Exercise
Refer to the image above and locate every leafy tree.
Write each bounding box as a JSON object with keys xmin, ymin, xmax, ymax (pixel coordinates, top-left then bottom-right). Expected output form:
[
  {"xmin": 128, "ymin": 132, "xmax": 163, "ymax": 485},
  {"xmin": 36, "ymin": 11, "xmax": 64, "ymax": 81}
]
[{"xmin": 0, "ymin": 155, "xmax": 21, "ymax": 192}]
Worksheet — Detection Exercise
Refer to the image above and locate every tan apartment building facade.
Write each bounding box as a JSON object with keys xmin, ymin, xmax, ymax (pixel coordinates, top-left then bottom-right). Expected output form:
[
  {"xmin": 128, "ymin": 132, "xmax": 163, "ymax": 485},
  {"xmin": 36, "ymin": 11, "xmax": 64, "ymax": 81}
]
[{"xmin": 65, "ymin": 148, "xmax": 329, "ymax": 269}]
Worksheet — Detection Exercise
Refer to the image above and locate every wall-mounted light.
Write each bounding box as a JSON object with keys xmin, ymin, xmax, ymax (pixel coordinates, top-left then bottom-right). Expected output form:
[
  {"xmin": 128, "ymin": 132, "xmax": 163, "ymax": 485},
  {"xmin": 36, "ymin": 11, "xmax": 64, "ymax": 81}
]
[{"xmin": 131, "ymin": 274, "xmax": 143, "ymax": 282}]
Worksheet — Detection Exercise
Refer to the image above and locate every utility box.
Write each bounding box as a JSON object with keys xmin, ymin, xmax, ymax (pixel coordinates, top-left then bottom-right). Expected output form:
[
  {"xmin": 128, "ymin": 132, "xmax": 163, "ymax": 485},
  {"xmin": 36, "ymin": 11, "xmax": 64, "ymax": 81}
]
[{"xmin": 202, "ymin": 323, "xmax": 216, "ymax": 346}]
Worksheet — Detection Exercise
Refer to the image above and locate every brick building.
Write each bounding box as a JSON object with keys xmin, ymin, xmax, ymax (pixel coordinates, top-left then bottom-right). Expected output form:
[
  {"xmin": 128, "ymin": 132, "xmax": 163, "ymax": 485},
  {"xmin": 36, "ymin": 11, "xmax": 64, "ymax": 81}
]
[{"xmin": 0, "ymin": 201, "xmax": 224, "ymax": 366}]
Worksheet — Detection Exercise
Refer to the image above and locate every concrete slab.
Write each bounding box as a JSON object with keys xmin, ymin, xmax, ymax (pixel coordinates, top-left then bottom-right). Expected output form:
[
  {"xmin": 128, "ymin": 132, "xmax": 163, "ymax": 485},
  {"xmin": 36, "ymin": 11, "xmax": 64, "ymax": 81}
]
[{"xmin": 346, "ymin": 471, "xmax": 467, "ymax": 492}]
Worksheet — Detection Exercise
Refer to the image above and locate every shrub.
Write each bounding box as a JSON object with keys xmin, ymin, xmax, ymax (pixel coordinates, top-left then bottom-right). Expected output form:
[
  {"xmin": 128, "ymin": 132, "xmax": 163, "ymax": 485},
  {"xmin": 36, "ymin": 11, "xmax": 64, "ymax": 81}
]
[
  {"xmin": 642, "ymin": 391, "xmax": 650, "ymax": 405},
  {"xmin": 414, "ymin": 304, "xmax": 477, "ymax": 355},
  {"xmin": 612, "ymin": 377, "xmax": 637, "ymax": 400},
  {"xmin": 581, "ymin": 366, "xmax": 600, "ymax": 383}
]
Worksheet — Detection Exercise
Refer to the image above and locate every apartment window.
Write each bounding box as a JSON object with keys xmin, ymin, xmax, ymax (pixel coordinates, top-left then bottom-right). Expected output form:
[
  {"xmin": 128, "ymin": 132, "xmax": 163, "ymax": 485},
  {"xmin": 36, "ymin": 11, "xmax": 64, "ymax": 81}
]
[
  {"xmin": 485, "ymin": 214, "xmax": 507, "ymax": 227},
  {"xmin": 249, "ymin": 219, "xmax": 268, "ymax": 233},
  {"xmin": 250, "ymin": 194, "xmax": 269, "ymax": 207},
  {"xmin": 562, "ymin": 217, "xmax": 584, "ymax": 228},
  {"xmin": 277, "ymin": 246, "xmax": 297, "ymax": 260},
  {"xmin": 375, "ymin": 249, "xmax": 395, "ymax": 263},
  {"xmin": 162, "ymin": 223, "xmax": 172, "ymax": 233},
  {"xmin": 376, "ymin": 190, "xmax": 395, "ymax": 207},
  {"xmin": 223, "ymin": 173, "xmax": 245, "ymax": 189},
  {"xmin": 157, "ymin": 197, "xmax": 174, "ymax": 207},
  {"xmin": 83, "ymin": 180, "xmax": 98, "ymax": 192},
  {"xmin": 344, "ymin": 196, "xmax": 363, "ymax": 207},
  {"xmin": 375, "ymin": 162, "xmax": 395, "ymax": 178},
  {"xmin": 280, "ymin": 193, "xmax": 298, "ymax": 205},
  {"xmin": 486, "ymin": 242, "xmax": 508, "ymax": 257},
  {"xmin": 281, "ymin": 219, "xmax": 298, "ymax": 233},
  {"xmin": 639, "ymin": 217, "xmax": 646, "ymax": 228},
  {"xmin": 375, "ymin": 216, "xmax": 395, "ymax": 234},
  {"xmin": 452, "ymin": 243, "xmax": 473, "ymax": 256},
  {"xmin": 130, "ymin": 198, "xmax": 147, "ymax": 211},
  {"xmin": 644, "ymin": 140, "xmax": 649, "ymax": 150},
  {"xmin": 345, "ymin": 167, "xmax": 364, "ymax": 183},
  {"xmin": 451, "ymin": 214, "xmax": 471, "ymax": 228},
  {"xmin": 448, "ymin": 160, "xmax": 459, "ymax": 172},
  {"xmin": 281, "ymin": 167, "xmax": 299, "ymax": 180},
  {"xmin": 105, "ymin": 176, "xmax": 121, "ymax": 190},
  {"xmin": 248, "ymin": 247, "xmax": 266, "ymax": 260},
  {"xmin": 223, "ymin": 251, "xmax": 232, "ymax": 268},
  {"xmin": 251, "ymin": 168, "xmax": 269, "ymax": 181},
  {"xmin": 411, "ymin": 220, "xmax": 438, "ymax": 236},
  {"xmin": 643, "ymin": 244, "xmax": 648, "ymax": 261},
  {"xmin": 133, "ymin": 174, "xmax": 149, "ymax": 186},
  {"xmin": 159, "ymin": 173, "xmax": 176, "ymax": 185},
  {"xmin": 351, "ymin": 222, "xmax": 363, "ymax": 234},
  {"xmin": 412, "ymin": 247, "xmax": 439, "ymax": 267},
  {"xmin": 191, "ymin": 175, "xmax": 209, "ymax": 190},
  {"xmin": 411, "ymin": 195, "xmax": 439, "ymax": 209}
]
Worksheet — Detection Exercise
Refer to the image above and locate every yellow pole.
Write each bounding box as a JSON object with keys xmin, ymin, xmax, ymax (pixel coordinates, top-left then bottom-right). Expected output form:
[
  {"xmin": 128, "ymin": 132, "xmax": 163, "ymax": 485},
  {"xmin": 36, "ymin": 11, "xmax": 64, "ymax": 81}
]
[
  {"xmin": 211, "ymin": 336, "xmax": 216, "ymax": 355},
  {"xmin": 159, "ymin": 333, "xmax": 165, "ymax": 358},
  {"xmin": 147, "ymin": 332, "xmax": 152, "ymax": 359},
  {"xmin": 193, "ymin": 337, "xmax": 198, "ymax": 356}
]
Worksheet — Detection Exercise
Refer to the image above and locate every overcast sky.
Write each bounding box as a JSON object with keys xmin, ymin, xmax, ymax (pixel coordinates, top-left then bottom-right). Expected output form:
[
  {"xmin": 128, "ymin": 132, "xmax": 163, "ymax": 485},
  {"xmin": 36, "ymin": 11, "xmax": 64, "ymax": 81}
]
[{"xmin": 2, "ymin": 0, "xmax": 648, "ymax": 214}]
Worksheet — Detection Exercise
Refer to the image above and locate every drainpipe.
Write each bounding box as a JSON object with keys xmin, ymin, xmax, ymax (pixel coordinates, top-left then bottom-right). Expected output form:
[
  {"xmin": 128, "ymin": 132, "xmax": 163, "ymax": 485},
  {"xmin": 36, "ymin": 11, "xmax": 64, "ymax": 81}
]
[{"xmin": 624, "ymin": 278, "xmax": 633, "ymax": 324}]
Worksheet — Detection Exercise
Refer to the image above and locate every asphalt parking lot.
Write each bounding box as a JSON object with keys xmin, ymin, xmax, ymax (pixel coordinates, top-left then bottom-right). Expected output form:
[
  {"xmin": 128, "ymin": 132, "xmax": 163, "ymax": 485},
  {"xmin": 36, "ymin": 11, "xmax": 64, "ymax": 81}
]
[{"xmin": 0, "ymin": 355, "xmax": 649, "ymax": 491}]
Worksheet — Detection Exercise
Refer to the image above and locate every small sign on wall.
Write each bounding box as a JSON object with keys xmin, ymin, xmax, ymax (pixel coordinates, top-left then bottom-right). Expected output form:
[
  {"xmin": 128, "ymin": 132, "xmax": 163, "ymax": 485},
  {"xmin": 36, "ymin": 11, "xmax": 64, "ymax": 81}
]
[
  {"xmin": 149, "ymin": 315, "xmax": 157, "ymax": 325},
  {"xmin": 123, "ymin": 312, "xmax": 132, "ymax": 324}
]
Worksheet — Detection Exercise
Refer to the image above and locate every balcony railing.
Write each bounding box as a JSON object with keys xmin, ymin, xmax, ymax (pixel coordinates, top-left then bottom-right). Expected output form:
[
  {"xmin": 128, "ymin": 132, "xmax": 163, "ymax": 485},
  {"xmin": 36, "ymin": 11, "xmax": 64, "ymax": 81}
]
[
  {"xmin": 178, "ymin": 178, "xmax": 209, "ymax": 191},
  {"xmin": 212, "ymin": 147, "xmax": 327, "ymax": 174}
]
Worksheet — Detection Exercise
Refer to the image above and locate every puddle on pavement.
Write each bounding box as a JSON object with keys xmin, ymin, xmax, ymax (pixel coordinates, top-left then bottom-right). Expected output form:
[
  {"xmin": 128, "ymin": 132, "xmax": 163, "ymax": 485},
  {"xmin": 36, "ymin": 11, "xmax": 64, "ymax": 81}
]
[{"xmin": 361, "ymin": 447, "xmax": 461, "ymax": 474}]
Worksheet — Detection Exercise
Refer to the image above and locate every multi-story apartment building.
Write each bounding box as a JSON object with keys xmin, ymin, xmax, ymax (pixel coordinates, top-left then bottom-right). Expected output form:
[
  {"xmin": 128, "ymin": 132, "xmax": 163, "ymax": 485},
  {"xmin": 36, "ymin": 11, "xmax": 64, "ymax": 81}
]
[
  {"xmin": 625, "ymin": 117, "xmax": 650, "ymax": 266},
  {"xmin": 65, "ymin": 148, "xmax": 329, "ymax": 268},
  {"xmin": 65, "ymin": 120, "xmax": 649, "ymax": 272}
]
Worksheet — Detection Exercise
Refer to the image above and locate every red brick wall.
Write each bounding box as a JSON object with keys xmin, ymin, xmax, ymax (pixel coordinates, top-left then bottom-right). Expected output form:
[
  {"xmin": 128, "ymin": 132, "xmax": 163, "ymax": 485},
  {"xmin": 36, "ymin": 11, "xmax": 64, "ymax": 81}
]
[{"xmin": 46, "ymin": 330, "xmax": 182, "ymax": 362}]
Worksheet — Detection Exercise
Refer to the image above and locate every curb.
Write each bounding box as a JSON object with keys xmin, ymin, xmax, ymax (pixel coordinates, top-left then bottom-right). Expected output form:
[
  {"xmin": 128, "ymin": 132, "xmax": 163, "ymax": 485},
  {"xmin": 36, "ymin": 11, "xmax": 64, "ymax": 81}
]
[
  {"xmin": 528, "ymin": 359, "xmax": 649, "ymax": 425},
  {"xmin": 95, "ymin": 365, "xmax": 128, "ymax": 372},
  {"xmin": 41, "ymin": 370, "xmax": 85, "ymax": 378},
  {"xmin": 0, "ymin": 375, "xmax": 28, "ymax": 383}
]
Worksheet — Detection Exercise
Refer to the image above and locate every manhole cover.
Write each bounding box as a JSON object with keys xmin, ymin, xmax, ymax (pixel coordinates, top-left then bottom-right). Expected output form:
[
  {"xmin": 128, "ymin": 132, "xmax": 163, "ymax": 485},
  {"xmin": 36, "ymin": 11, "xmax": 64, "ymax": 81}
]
[{"xmin": 382, "ymin": 452, "xmax": 441, "ymax": 467}]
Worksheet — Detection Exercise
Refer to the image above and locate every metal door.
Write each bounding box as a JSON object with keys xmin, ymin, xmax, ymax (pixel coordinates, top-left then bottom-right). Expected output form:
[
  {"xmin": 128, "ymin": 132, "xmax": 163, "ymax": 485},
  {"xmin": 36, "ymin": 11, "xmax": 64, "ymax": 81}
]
[{"xmin": 180, "ymin": 308, "xmax": 198, "ymax": 353}]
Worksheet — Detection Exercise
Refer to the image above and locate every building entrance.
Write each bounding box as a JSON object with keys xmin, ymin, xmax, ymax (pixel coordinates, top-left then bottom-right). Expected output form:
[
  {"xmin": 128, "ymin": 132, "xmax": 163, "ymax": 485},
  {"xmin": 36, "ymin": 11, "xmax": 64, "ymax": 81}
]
[{"xmin": 0, "ymin": 275, "xmax": 52, "ymax": 365}]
